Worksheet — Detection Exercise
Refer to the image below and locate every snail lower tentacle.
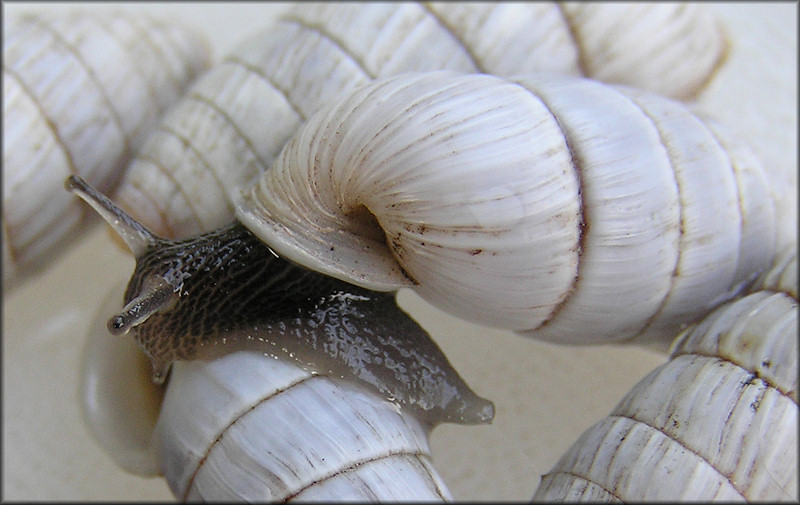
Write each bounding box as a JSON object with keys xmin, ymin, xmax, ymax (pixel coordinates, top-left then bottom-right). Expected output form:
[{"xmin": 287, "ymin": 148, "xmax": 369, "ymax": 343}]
[{"xmin": 67, "ymin": 176, "xmax": 493, "ymax": 426}]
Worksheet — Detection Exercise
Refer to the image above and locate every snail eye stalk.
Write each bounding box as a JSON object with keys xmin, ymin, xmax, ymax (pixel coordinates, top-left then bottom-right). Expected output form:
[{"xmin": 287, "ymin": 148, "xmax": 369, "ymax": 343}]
[
  {"xmin": 65, "ymin": 175, "xmax": 160, "ymax": 257},
  {"xmin": 107, "ymin": 276, "xmax": 177, "ymax": 336}
]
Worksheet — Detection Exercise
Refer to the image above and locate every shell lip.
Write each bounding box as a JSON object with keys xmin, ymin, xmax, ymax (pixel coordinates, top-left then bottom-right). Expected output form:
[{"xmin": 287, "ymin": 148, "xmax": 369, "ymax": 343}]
[{"xmin": 236, "ymin": 199, "xmax": 415, "ymax": 292}]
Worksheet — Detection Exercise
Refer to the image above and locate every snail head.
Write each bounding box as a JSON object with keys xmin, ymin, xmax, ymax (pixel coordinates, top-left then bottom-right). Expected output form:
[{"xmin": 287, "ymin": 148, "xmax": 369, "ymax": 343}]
[{"xmin": 65, "ymin": 176, "xmax": 186, "ymax": 380}]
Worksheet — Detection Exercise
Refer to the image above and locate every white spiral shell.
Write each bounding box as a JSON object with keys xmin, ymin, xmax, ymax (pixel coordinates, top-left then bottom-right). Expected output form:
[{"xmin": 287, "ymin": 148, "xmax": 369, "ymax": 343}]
[
  {"xmin": 532, "ymin": 246, "xmax": 798, "ymax": 501},
  {"xmin": 237, "ymin": 71, "xmax": 776, "ymax": 345},
  {"xmin": 158, "ymin": 354, "xmax": 451, "ymax": 501},
  {"xmin": 2, "ymin": 10, "xmax": 209, "ymax": 289},
  {"xmin": 114, "ymin": 2, "xmax": 726, "ymax": 242},
  {"xmin": 76, "ymin": 71, "xmax": 782, "ymax": 500}
]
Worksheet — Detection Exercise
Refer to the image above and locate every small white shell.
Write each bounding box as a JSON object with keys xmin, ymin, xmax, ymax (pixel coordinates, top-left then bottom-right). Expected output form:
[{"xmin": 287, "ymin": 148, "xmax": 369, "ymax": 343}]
[
  {"xmin": 532, "ymin": 248, "xmax": 798, "ymax": 501},
  {"xmin": 2, "ymin": 10, "xmax": 209, "ymax": 288},
  {"xmin": 237, "ymin": 71, "xmax": 776, "ymax": 346},
  {"xmin": 80, "ymin": 284, "xmax": 454, "ymax": 501},
  {"xmin": 157, "ymin": 354, "xmax": 452, "ymax": 501},
  {"xmin": 114, "ymin": 2, "xmax": 726, "ymax": 241}
]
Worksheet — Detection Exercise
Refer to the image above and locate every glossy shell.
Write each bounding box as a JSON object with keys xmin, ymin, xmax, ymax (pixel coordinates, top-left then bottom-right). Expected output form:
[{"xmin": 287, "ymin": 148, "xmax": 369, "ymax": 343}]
[{"xmin": 158, "ymin": 353, "xmax": 453, "ymax": 501}]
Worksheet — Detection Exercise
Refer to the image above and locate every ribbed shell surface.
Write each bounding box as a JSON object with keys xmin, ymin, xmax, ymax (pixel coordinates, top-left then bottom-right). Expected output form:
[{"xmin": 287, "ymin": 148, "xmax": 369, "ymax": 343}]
[
  {"xmin": 156, "ymin": 352, "xmax": 452, "ymax": 501},
  {"xmin": 2, "ymin": 11, "xmax": 209, "ymax": 287},
  {"xmin": 237, "ymin": 72, "xmax": 775, "ymax": 345},
  {"xmin": 533, "ymin": 249, "xmax": 798, "ymax": 501},
  {"xmin": 113, "ymin": 2, "xmax": 726, "ymax": 241}
]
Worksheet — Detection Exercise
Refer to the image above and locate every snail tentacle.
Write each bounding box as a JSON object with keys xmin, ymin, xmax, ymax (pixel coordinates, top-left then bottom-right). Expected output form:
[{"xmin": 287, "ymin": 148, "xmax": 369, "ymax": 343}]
[
  {"xmin": 107, "ymin": 276, "xmax": 176, "ymax": 337},
  {"xmin": 65, "ymin": 175, "xmax": 159, "ymax": 257}
]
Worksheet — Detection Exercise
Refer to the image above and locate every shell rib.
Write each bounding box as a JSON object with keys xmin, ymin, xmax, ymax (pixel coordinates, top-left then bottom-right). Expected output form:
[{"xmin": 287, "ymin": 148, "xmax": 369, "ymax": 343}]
[
  {"xmin": 2, "ymin": 10, "xmax": 209, "ymax": 289},
  {"xmin": 532, "ymin": 248, "xmax": 798, "ymax": 502},
  {"xmin": 237, "ymin": 71, "xmax": 776, "ymax": 345},
  {"xmin": 113, "ymin": 2, "xmax": 726, "ymax": 241}
]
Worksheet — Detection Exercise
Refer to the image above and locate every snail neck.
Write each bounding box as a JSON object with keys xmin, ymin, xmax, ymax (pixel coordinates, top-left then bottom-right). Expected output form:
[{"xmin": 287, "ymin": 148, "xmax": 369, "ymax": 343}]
[{"xmin": 120, "ymin": 222, "xmax": 340, "ymax": 363}]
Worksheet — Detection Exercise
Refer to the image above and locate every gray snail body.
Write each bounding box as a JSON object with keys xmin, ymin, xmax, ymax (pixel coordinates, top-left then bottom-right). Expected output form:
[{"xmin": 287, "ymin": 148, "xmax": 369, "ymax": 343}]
[{"xmin": 66, "ymin": 175, "xmax": 494, "ymax": 426}]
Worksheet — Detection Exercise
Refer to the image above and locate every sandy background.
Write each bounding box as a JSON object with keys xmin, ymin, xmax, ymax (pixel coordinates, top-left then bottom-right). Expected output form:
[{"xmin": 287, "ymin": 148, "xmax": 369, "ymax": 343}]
[{"xmin": 3, "ymin": 2, "xmax": 796, "ymax": 501}]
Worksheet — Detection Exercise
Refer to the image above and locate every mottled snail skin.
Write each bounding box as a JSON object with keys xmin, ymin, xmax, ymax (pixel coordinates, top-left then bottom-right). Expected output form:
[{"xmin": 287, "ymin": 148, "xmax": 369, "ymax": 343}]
[
  {"xmin": 79, "ymin": 288, "xmax": 456, "ymax": 500},
  {"xmin": 67, "ymin": 175, "xmax": 494, "ymax": 426}
]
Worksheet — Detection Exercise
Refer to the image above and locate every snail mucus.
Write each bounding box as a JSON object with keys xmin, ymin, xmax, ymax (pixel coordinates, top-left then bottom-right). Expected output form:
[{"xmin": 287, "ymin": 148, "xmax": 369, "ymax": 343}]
[{"xmin": 66, "ymin": 175, "xmax": 494, "ymax": 426}]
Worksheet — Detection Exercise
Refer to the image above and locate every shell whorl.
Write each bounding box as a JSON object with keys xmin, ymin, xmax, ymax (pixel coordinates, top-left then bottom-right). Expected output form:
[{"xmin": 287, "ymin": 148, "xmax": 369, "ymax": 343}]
[
  {"xmin": 157, "ymin": 353, "xmax": 453, "ymax": 501},
  {"xmin": 238, "ymin": 72, "xmax": 776, "ymax": 346},
  {"xmin": 2, "ymin": 10, "xmax": 209, "ymax": 288}
]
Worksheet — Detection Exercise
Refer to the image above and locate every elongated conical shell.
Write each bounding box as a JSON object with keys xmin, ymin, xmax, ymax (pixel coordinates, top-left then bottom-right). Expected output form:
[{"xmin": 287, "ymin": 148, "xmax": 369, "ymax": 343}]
[
  {"xmin": 238, "ymin": 72, "xmax": 775, "ymax": 346},
  {"xmin": 114, "ymin": 2, "xmax": 726, "ymax": 241},
  {"xmin": 533, "ymin": 249, "xmax": 798, "ymax": 501},
  {"xmin": 2, "ymin": 10, "xmax": 209, "ymax": 289}
]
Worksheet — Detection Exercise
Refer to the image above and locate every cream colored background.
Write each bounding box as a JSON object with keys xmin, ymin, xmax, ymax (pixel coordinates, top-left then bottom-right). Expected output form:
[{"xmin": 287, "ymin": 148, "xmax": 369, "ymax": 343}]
[{"xmin": 3, "ymin": 2, "xmax": 796, "ymax": 501}]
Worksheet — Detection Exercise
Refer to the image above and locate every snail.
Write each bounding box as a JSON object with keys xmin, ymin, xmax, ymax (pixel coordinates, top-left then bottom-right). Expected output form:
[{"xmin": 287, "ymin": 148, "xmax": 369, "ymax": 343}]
[
  {"xmin": 112, "ymin": 2, "xmax": 727, "ymax": 244},
  {"xmin": 83, "ymin": 69, "xmax": 778, "ymax": 352},
  {"xmin": 533, "ymin": 246, "xmax": 798, "ymax": 501},
  {"xmin": 2, "ymin": 9, "xmax": 210, "ymax": 290},
  {"xmin": 66, "ymin": 174, "xmax": 495, "ymax": 427},
  {"xmin": 67, "ymin": 140, "xmax": 493, "ymax": 499},
  {"xmin": 81, "ymin": 286, "xmax": 459, "ymax": 500},
  {"xmin": 71, "ymin": 71, "xmax": 780, "ymax": 500}
]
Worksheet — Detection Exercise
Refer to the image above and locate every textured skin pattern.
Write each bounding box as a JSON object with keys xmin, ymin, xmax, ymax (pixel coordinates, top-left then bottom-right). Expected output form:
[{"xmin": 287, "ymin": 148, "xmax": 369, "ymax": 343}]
[{"xmin": 124, "ymin": 222, "xmax": 493, "ymax": 425}]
